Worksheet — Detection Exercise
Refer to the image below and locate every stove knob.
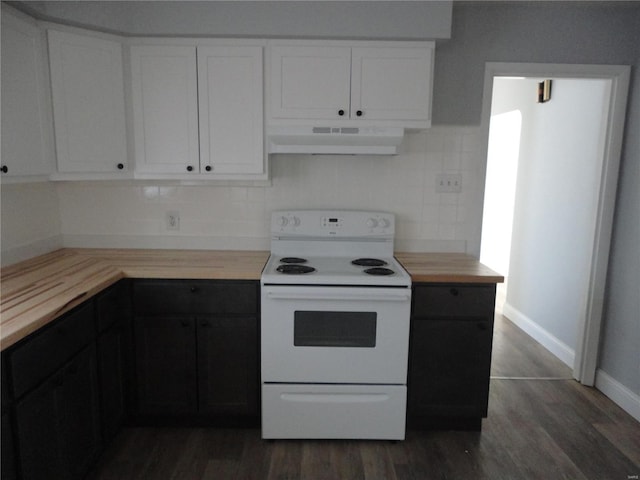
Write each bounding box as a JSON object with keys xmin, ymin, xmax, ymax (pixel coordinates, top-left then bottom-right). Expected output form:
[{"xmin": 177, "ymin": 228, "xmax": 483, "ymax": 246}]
[
  {"xmin": 277, "ymin": 216, "xmax": 288, "ymax": 227},
  {"xmin": 366, "ymin": 218, "xmax": 378, "ymax": 228},
  {"xmin": 291, "ymin": 216, "xmax": 301, "ymax": 227},
  {"xmin": 379, "ymin": 218, "xmax": 390, "ymax": 228}
]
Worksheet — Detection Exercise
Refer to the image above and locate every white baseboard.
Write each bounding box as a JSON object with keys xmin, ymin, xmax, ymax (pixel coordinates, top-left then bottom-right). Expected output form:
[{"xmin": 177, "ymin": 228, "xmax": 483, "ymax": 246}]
[
  {"xmin": 502, "ymin": 302, "xmax": 575, "ymax": 368},
  {"xmin": 595, "ymin": 369, "xmax": 640, "ymax": 422}
]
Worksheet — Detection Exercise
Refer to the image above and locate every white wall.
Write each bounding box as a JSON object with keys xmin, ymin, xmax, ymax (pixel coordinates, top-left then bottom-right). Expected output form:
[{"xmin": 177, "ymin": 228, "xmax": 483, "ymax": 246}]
[
  {"xmin": 54, "ymin": 128, "xmax": 483, "ymax": 254},
  {"xmin": 0, "ymin": 182, "xmax": 62, "ymax": 265},
  {"xmin": 503, "ymin": 78, "xmax": 611, "ymax": 361}
]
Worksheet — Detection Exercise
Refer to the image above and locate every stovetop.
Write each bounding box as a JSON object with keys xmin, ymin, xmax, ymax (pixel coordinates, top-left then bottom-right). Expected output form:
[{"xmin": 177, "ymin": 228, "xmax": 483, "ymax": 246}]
[
  {"xmin": 261, "ymin": 255, "xmax": 412, "ymax": 287},
  {"xmin": 262, "ymin": 210, "xmax": 411, "ymax": 287}
]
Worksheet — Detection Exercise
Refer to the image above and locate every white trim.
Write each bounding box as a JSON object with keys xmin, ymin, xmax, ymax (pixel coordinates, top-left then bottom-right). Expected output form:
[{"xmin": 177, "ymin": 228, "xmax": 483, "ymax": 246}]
[
  {"xmin": 595, "ymin": 369, "xmax": 640, "ymax": 422},
  {"xmin": 502, "ymin": 302, "xmax": 575, "ymax": 368},
  {"xmin": 479, "ymin": 62, "xmax": 631, "ymax": 386}
]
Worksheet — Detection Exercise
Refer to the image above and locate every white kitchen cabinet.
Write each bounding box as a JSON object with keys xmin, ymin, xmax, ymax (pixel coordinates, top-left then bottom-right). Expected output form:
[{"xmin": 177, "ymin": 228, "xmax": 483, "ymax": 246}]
[
  {"xmin": 198, "ymin": 46, "xmax": 264, "ymax": 176},
  {"xmin": 130, "ymin": 43, "xmax": 266, "ymax": 179},
  {"xmin": 130, "ymin": 45, "xmax": 200, "ymax": 175},
  {"xmin": 351, "ymin": 47, "xmax": 433, "ymax": 122},
  {"xmin": 1, "ymin": 8, "xmax": 53, "ymax": 181},
  {"xmin": 48, "ymin": 30, "xmax": 128, "ymax": 175},
  {"xmin": 268, "ymin": 42, "xmax": 434, "ymax": 128},
  {"xmin": 269, "ymin": 46, "xmax": 351, "ymax": 121}
]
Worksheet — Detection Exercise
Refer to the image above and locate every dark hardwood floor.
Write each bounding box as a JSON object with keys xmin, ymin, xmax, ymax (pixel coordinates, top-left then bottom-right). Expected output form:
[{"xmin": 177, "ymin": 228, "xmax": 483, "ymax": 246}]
[{"xmin": 88, "ymin": 305, "xmax": 640, "ymax": 480}]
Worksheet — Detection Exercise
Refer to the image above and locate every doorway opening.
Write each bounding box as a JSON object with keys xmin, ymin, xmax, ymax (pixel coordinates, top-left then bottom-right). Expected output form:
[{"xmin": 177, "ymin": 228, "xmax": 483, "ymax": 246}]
[
  {"xmin": 479, "ymin": 105, "xmax": 522, "ymax": 314},
  {"xmin": 478, "ymin": 64, "xmax": 630, "ymax": 385}
]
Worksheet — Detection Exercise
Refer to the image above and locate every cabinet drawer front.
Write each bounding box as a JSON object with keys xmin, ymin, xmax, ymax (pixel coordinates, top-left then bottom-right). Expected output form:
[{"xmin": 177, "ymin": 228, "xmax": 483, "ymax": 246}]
[
  {"xmin": 412, "ymin": 285, "xmax": 495, "ymax": 318},
  {"xmin": 133, "ymin": 280, "xmax": 257, "ymax": 315},
  {"xmin": 10, "ymin": 302, "xmax": 95, "ymax": 398}
]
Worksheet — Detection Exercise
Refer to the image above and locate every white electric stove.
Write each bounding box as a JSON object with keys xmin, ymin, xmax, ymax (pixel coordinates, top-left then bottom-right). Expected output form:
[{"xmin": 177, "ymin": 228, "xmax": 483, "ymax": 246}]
[{"xmin": 260, "ymin": 210, "xmax": 412, "ymax": 440}]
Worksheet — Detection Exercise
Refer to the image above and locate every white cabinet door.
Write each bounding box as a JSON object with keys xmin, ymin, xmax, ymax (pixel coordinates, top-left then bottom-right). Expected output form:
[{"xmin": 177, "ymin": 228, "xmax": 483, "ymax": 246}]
[
  {"xmin": 351, "ymin": 47, "xmax": 433, "ymax": 122},
  {"xmin": 1, "ymin": 10, "xmax": 52, "ymax": 179},
  {"xmin": 48, "ymin": 30, "xmax": 127, "ymax": 174},
  {"xmin": 268, "ymin": 42, "xmax": 434, "ymax": 127},
  {"xmin": 130, "ymin": 46, "xmax": 199, "ymax": 174},
  {"xmin": 269, "ymin": 46, "xmax": 351, "ymax": 120},
  {"xmin": 198, "ymin": 46, "xmax": 264, "ymax": 175}
]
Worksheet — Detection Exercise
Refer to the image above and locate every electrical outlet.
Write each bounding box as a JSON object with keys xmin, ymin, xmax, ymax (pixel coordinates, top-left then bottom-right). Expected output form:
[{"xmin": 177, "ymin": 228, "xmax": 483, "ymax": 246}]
[
  {"xmin": 165, "ymin": 211, "xmax": 180, "ymax": 231},
  {"xmin": 436, "ymin": 173, "xmax": 462, "ymax": 193}
]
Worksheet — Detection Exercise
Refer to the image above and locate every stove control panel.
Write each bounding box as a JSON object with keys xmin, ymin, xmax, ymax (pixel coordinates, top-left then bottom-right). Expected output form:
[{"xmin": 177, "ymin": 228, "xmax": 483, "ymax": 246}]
[
  {"xmin": 272, "ymin": 210, "xmax": 395, "ymax": 237},
  {"xmin": 321, "ymin": 216, "xmax": 344, "ymax": 228}
]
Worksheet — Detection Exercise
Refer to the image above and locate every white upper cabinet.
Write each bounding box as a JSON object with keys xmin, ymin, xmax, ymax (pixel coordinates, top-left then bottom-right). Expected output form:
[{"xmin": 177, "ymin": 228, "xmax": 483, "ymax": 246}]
[
  {"xmin": 1, "ymin": 9, "xmax": 53, "ymax": 180},
  {"xmin": 350, "ymin": 47, "xmax": 433, "ymax": 122},
  {"xmin": 268, "ymin": 41, "xmax": 434, "ymax": 128},
  {"xmin": 48, "ymin": 30, "xmax": 128, "ymax": 175},
  {"xmin": 130, "ymin": 45, "xmax": 199, "ymax": 175},
  {"xmin": 130, "ymin": 42, "xmax": 266, "ymax": 179},
  {"xmin": 269, "ymin": 46, "xmax": 351, "ymax": 120},
  {"xmin": 198, "ymin": 46, "xmax": 264, "ymax": 176}
]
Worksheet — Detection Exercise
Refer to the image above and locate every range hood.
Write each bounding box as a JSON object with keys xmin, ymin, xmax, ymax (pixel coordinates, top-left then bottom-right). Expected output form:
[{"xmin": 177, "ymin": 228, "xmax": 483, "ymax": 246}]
[{"xmin": 267, "ymin": 126, "xmax": 405, "ymax": 155}]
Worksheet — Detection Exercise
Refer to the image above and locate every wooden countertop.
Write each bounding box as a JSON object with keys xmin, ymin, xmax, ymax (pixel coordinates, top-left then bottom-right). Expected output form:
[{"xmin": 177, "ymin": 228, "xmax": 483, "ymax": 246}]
[
  {"xmin": 0, "ymin": 248, "xmax": 269, "ymax": 350},
  {"xmin": 395, "ymin": 252, "xmax": 504, "ymax": 284},
  {"xmin": 1, "ymin": 248, "xmax": 501, "ymax": 351}
]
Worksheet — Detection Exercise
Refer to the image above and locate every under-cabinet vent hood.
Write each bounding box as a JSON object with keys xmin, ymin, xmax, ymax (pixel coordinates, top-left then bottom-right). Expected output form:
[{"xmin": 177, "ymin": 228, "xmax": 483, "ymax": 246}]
[{"xmin": 267, "ymin": 126, "xmax": 405, "ymax": 155}]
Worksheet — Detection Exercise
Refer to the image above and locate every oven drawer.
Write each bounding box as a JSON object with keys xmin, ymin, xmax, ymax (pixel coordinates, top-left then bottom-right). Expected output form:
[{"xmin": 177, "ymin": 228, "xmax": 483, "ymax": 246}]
[{"xmin": 262, "ymin": 384, "xmax": 406, "ymax": 440}]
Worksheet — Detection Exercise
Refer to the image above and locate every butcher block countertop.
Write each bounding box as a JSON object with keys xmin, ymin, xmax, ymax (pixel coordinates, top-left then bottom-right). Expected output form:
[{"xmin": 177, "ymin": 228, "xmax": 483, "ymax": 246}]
[
  {"xmin": 0, "ymin": 248, "xmax": 502, "ymax": 351},
  {"xmin": 395, "ymin": 252, "xmax": 504, "ymax": 284}
]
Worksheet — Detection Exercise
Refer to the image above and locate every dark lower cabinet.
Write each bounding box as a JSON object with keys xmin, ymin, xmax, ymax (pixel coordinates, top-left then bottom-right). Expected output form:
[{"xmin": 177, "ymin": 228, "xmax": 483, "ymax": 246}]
[
  {"xmin": 97, "ymin": 321, "xmax": 129, "ymax": 442},
  {"xmin": 1, "ymin": 359, "xmax": 17, "ymax": 480},
  {"xmin": 96, "ymin": 281, "xmax": 131, "ymax": 443},
  {"xmin": 408, "ymin": 283, "xmax": 496, "ymax": 430},
  {"xmin": 134, "ymin": 316, "xmax": 198, "ymax": 415},
  {"xmin": 4, "ymin": 278, "xmax": 261, "ymax": 478},
  {"xmin": 1, "ymin": 411, "xmax": 17, "ymax": 480},
  {"xmin": 132, "ymin": 280, "xmax": 260, "ymax": 423},
  {"xmin": 197, "ymin": 316, "xmax": 258, "ymax": 415},
  {"xmin": 15, "ymin": 345, "xmax": 101, "ymax": 480}
]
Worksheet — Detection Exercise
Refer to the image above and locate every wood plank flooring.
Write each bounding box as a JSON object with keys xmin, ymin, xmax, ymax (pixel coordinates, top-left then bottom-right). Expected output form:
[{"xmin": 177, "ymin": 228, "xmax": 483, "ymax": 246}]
[{"xmin": 88, "ymin": 311, "xmax": 640, "ymax": 480}]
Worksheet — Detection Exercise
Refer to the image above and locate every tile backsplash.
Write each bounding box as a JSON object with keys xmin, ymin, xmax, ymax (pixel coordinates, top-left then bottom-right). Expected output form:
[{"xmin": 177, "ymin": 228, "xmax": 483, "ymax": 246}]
[{"xmin": 2, "ymin": 126, "xmax": 486, "ymax": 264}]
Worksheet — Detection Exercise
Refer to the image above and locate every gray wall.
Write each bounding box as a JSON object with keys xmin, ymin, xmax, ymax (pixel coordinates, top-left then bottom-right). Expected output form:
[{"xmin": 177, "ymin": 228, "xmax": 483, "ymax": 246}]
[
  {"xmin": 434, "ymin": 1, "xmax": 639, "ymax": 397},
  {"xmin": 600, "ymin": 59, "xmax": 640, "ymax": 394},
  {"xmin": 12, "ymin": 1, "xmax": 452, "ymax": 39}
]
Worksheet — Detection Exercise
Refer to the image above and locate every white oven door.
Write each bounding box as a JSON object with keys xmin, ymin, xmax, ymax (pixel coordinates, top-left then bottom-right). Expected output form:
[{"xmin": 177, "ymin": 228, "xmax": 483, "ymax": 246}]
[{"xmin": 261, "ymin": 285, "xmax": 411, "ymax": 384}]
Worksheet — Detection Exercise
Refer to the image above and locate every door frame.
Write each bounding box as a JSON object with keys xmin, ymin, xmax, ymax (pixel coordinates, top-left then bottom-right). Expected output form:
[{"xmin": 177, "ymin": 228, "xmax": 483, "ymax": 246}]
[{"xmin": 478, "ymin": 63, "xmax": 630, "ymax": 385}]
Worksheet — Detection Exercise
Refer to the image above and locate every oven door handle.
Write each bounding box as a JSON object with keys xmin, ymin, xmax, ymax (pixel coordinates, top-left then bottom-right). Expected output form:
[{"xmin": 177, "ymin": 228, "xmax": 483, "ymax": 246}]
[{"xmin": 265, "ymin": 291, "xmax": 411, "ymax": 302}]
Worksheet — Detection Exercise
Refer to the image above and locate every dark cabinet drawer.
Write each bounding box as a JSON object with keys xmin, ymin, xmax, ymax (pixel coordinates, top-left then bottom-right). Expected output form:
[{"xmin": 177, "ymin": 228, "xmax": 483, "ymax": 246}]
[
  {"xmin": 412, "ymin": 284, "xmax": 495, "ymax": 319},
  {"xmin": 10, "ymin": 302, "xmax": 96, "ymax": 398},
  {"xmin": 133, "ymin": 280, "xmax": 257, "ymax": 315}
]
